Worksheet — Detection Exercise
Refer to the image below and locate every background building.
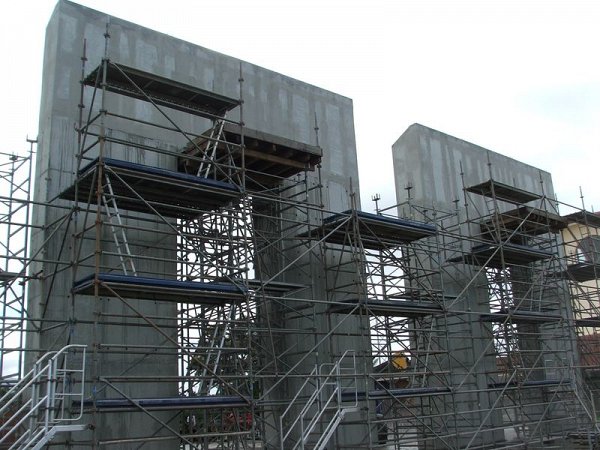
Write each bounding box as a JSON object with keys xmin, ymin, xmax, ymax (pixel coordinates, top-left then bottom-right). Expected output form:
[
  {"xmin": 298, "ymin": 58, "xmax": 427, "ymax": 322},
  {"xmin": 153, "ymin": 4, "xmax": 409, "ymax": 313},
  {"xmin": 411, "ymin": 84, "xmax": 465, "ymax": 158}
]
[{"xmin": 562, "ymin": 212, "xmax": 600, "ymax": 404}]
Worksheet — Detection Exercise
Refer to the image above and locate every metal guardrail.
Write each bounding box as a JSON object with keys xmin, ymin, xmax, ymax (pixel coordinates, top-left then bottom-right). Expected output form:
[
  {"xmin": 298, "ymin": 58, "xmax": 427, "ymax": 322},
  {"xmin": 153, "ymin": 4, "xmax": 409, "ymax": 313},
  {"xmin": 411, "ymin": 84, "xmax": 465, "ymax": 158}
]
[
  {"xmin": 0, "ymin": 345, "xmax": 87, "ymax": 449},
  {"xmin": 280, "ymin": 350, "xmax": 357, "ymax": 450}
]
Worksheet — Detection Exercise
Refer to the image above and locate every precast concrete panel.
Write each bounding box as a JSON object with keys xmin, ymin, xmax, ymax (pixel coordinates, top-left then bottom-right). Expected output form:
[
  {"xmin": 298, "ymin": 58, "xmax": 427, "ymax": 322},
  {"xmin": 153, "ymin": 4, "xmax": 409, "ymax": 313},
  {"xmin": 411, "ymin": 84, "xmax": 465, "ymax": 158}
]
[
  {"xmin": 392, "ymin": 123, "xmax": 575, "ymax": 448},
  {"xmin": 29, "ymin": 1, "xmax": 369, "ymax": 448}
]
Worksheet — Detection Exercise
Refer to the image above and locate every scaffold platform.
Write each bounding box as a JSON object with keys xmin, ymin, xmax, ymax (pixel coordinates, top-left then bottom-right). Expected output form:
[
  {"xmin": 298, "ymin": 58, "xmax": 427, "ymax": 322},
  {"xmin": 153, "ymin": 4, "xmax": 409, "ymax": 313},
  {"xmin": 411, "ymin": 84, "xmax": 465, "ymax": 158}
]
[
  {"xmin": 480, "ymin": 309, "xmax": 563, "ymax": 324},
  {"xmin": 466, "ymin": 179, "xmax": 541, "ymax": 204},
  {"xmin": 60, "ymin": 157, "xmax": 241, "ymax": 216},
  {"xmin": 80, "ymin": 395, "xmax": 248, "ymax": 411},
  {"xmin": 329, "ymin": 298, "xmax": 444, "ymax": 317},
  {"xmin": 0, "ymin": 271, "xmax": 20, "ymax": 284},
  {"xmin": 563, "ymin": 262, "xmax": 600, "ymax": 282},
  {"xmin": 181, "ymin": 124, "xmax": 322, "ymax": 187},
  {"xmin": 575, "ymin": 316, "xmax": 600, "ymax": 327},
  {"xmin": 73, "ymin": 273, "xmax": 247, "ymax": 304},
  {"xmin": 480, "ymin": 206, "xmax": 567, "ymax": 238},
  {"xmin": 300, "ymin": 210, "xmax": 436, "ymax": 249},
  {"xmin": 84, "ymin": 62, "xmax": 240, "ymax": 117},
  {"xmin": 563, "ymin": 211, "xmax": 600, "ymax": 227},
  {"xmin": 448, "ymin": 242, "xmax": 553, "ymax": 268},
  {"xmin": 343, "ymin": 386, "xmax": 451, "ymax": 401},
  {"xmin": 488, "ymin": 379, "xmax": 570, "ymax": 389},
  {"xmin": 244, "ymin": 279, "xmax": 307, "ymax": 295}
]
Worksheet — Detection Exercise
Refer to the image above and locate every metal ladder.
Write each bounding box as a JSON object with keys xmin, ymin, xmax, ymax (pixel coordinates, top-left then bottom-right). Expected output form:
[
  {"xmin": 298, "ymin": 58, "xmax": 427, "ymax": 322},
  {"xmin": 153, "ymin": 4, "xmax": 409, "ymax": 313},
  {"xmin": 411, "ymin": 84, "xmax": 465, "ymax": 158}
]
[
  {"xmin": 196, "ymin": 118, "xmax": 226, "ymax": 178},
  {"xmin": 280, "ymin": 350, "xmax": 358, "ymax": 450},
  {"xmin": 0, "ymin": 345, "xmax": 87, "ymax": 449},
  {"xmin": 102, "ymin": 172, "xmax": 137, "ymax": 275}
]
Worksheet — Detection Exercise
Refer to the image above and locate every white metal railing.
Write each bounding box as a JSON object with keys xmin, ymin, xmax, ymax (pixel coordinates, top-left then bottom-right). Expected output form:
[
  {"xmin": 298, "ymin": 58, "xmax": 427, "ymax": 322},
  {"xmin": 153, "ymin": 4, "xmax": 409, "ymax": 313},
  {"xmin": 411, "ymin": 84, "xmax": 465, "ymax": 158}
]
[
  {"xmin": 280, "ymin": 350, "xmax": 357, "ymax": 450},
  {"xmin": 0, "ymin": 345, "xmax": 87, "ymax": 449}
]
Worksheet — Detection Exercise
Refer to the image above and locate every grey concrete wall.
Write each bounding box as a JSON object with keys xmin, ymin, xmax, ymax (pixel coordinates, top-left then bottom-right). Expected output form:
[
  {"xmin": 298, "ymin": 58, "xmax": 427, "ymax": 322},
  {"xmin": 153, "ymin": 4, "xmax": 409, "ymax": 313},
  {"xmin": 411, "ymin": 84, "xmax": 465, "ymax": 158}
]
[
  {"xmin": 392, "ymin": 123, "xmax": 554, "ymax": 212},
  {"xmin": 392, "ymin": 123, "xmax": 572, "ymax": 447},
  {"xmin": 29, "ymin": 0, "xmax": 369, "ymax": 448}
]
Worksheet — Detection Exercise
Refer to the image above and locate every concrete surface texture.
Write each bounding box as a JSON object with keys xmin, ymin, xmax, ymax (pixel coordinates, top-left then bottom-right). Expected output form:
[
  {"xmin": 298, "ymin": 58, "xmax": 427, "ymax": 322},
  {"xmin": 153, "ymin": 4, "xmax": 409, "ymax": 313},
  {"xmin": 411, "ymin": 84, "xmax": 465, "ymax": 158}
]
[
  {"xmin": 392, "ymin": 123, "xmax": 576, "ymax": 448},
  {"xmin": 393, "ymin": 123, "xmax": 554, "ymax": 211},
  {"xmin": 29, "ymin": 0, "xmax": 369, "ymax": 447}
]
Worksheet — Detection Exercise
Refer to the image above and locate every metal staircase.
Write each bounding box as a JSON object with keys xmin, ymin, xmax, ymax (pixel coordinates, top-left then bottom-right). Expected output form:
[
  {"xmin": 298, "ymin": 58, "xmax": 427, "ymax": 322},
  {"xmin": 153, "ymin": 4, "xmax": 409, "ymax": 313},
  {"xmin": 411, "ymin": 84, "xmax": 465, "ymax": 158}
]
[
  {"xmin": 0, "ymin": 345, "xmax": 87, "ymax": 449},
  {"xmin": 280, "ymin": 350, "xmax": 358, "ymax": 450}
]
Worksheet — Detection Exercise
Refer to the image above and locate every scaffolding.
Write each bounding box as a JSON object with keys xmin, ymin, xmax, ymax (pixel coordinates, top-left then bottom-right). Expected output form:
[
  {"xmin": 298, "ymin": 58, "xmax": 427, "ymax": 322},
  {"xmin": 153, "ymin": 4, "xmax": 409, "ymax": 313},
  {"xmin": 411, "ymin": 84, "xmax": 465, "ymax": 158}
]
[
  {"xmin": 0, "ymin": 143, "xmax": 34, "ymax": 384},
  {"xmin": 2, "ymin": 24, "xmax": 600, "ymax": 450}
]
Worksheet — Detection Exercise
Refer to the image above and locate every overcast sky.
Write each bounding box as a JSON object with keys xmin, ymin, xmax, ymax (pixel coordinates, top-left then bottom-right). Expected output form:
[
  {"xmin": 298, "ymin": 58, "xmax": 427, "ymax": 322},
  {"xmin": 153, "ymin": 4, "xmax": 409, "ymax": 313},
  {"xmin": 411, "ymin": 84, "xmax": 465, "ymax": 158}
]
[{"xmin": 1, "ymin": 0, "xmax": 598, "ymax": 212}]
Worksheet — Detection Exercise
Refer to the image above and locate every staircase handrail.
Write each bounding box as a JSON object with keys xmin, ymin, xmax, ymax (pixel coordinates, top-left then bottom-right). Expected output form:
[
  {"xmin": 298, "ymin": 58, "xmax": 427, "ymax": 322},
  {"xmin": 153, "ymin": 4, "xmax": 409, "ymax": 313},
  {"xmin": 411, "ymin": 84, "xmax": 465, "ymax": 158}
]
[
  {"xmin": 280, "ymin": 365, "xmax": 319, "ymax": 445},
  {"xmin": 0, "ymin": 352, "xmax": 54, "ymax": 417},
  {"xmin": 298, "ymin": 364, "xmax": 338, "ymax": 447},
  {"xmin": 301, "ymin": 350, "xmax": 357, "ymax": 449},
  {"xmin": 279, "ymin": 350, "xmax": 356, "ymax": 450},
  {"xmin": 0, "ymin": 345, "xmax": 86, "ymax": 448}
]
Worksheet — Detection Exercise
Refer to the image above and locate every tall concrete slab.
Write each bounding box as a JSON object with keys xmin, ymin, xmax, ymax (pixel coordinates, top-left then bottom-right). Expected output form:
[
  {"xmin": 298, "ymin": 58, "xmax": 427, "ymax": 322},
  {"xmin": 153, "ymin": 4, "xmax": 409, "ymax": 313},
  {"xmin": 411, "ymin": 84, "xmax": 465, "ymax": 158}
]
[
  {"xmin": 29, "ymin": 1, "xmax": 370, "ymax": 447},
  {"xmin": 392, "ymin": 123, "xmax": 575, "ymax": 447}
]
